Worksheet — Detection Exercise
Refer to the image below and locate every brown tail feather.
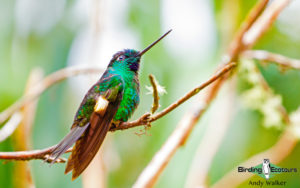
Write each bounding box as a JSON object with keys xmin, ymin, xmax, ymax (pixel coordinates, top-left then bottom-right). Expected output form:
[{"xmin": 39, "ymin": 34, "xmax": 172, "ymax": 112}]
[
  {"xmin": 49, "ymin": 123, "xmax": 89, "ymax": 164},
  {"xmin": 65, "ymin": 102, "xmax": 119, "ymax": 180}
]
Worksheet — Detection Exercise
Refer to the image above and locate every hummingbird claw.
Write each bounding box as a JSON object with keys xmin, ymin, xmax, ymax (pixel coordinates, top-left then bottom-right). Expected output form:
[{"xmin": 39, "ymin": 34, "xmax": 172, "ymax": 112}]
[
  {"xmin": 44, "ymin": 154, "xmax": 67, "ymax": 164},
  {"xmin": 139, "ymin": 113, "xmax": 151, "ymax": 125}
]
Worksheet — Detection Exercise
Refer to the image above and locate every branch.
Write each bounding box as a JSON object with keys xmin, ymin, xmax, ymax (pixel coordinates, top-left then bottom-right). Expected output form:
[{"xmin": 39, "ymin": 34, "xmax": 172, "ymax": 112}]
[
  {"xmin": 0, "ymin": 112, "xmax": 22, "ymax": 142},
  {"xmin": 0, "ymin": 62, "xmax": 235, "ymax": 136},
  {"xmin": 132, "ymin": 72, "xmax": 226, "ymax": 188},
  {"xmin": 0, "ymin": 66, "xmax": 103, "ymax": 125},
  {"xmin": 252, "ymin": 59, "xmax": 291, "ymax": 125},
  {"xmin": 0, "ymin": 145, "xmax": 72, "ymax": 163},
  {"xmin": 242, "ymin": 50, "xmax": 300, "ymax": 70},
  {"xmin": 0, "ymin": 62, "xmax": 236, "ymax": 162},
  {"xmin": 242, "ymin": 0, "xmax": 291, "ymax": 49},
  {"xmin": 0, "ymin": 70, "xmax": 72, "ymax": 164},
  {"xmin": 111, "ymin": 62, "xmax": 236, "ymax": 131},
  {"xmin": 241, "ymin": 51, "xmax": 294, "ymax": 125},
  {"xmin": 133, "ymin": 0, "xmax": 290, "ymax": 187},
  {"xmin": 148, "ymin": 74, "xmax": 160, "ymax": 114},
  {"xmin": 227, "ymin": 0, "xmax": 269, "ymax": 59},
  {"xmin": 0, "ymin": 146, "xmax": 55, "ymax": 160}
]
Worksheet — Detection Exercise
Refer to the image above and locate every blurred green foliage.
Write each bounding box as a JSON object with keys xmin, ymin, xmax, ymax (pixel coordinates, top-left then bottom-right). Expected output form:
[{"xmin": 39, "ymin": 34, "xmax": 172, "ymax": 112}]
[{"xmin": 1, "ymin": 0, "xmax": 300, "ymax": 188}]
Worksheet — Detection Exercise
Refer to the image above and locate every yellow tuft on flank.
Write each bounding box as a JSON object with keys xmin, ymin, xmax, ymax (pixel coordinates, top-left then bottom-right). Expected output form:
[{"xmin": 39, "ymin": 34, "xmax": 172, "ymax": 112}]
[{"xmin": 94, "ymin": 96, "xmax": 109, "ymax": 116}]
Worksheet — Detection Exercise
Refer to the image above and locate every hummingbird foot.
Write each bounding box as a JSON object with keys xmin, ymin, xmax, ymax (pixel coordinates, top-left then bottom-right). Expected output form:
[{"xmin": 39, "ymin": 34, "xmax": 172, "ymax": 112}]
[
  {"xmin": 110, "ymin": 120, "xmax": 121, "ymax": 130},
  {"xmin": 139, "ymin": 113, "xmax": 151, "ymax": 125},
  {"xmin": 110, "ymin": 113, "xmax": 151, "ymax": 131},
  {"xmin": 43, "ymin": 154, "xmax": 67, "ymax": 164}
]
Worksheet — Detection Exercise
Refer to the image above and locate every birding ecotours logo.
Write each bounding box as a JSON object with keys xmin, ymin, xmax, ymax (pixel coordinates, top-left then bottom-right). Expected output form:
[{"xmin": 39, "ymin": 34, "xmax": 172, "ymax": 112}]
[
  {"xmin": 238, "ymin": 159, "xmax": 297, "ymax": 180},
  {"xmin": 262, "ymin": 159, "xmax": 271, "ymax": 179}
]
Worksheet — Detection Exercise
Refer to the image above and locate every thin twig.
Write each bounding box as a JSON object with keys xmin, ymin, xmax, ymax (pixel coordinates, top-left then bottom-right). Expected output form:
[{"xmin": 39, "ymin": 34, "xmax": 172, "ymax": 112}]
[
  {"xmin": 227, "ymin": 0, "xmax": 270, "ymax": 59},
  {"xmin": 0, "ymin": 145, "xmax": 72, "ymax": 163},
  {"xmin": 112, "ymin": 62, "xmax": 236, "ymax": 131},
  {"xmin": 0, "ymin": 112, "xmax": 22, "ymax": 142},
  {"xmin": 242, "ymin": 0, "xmax": 291, "ymax": 49},
  {"xmin": 0, "ymin": 66, "xmax": 103, "ymax": 125},
  {"xmin": 252, "ymin": 59, "xmax": 290, "ymax": 125},
  {"xmin": 149, "ymin": 74, "xmax": 160, "ymax": 114},
  {"xmin": 151, "ymin": 63, "xmax": 236, "ymax": 121},
  {"xmin": 0, "ymin": 145, "xmax": 55, "ymax": 161},
  {"xmin": 243, "ymin": 50, "xmax": 300, "ymax": 70},
  {"xmin": 241, "ymin": 52, "xmax": 292, "ymax": 125}
]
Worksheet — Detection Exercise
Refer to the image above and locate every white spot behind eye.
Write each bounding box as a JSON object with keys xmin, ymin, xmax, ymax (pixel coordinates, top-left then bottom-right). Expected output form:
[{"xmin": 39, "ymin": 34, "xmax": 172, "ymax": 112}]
[{"xmin": 117, "ymin": 55, "xmax": 125, "ymax": 61}]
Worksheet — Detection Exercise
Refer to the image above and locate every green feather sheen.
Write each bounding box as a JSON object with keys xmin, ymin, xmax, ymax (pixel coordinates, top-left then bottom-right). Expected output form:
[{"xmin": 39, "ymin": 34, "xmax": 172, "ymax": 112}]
[
  {"xmin": 75, "ymin": 52, "xmax": 140, "ymax": 126},
  {"xmin": 110, "ymin": 61, "xmax": 140, "ymax": 122}
]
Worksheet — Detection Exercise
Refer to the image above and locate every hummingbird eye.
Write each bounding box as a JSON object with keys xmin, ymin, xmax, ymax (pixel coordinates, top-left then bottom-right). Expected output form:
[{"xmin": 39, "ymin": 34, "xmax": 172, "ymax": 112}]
[{"xmin": 117, "ymin": 55, "xmax": 126, "ymax": 61}]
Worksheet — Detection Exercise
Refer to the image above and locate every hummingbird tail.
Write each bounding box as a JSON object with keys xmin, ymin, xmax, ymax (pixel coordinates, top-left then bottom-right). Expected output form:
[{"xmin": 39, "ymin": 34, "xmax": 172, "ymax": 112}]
[
  {"xmin": 48, "ymin": 123, "xmax": 89, "ymax": 164},
  {"xmin": 65, "ymin": 103, "xmax": 119, "ymax": 180}
]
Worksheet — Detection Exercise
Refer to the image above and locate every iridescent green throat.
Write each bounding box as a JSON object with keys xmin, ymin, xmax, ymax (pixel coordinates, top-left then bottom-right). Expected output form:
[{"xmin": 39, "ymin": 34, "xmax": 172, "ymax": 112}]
[{"xmin": 110, "ymin": 58, "xmax": 140, "ymax": 122}]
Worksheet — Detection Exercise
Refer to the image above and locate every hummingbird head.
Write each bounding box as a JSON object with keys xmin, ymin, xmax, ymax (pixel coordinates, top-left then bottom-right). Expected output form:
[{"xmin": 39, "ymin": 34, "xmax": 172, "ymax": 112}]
[
  {"xmin": 109, "ymin": 49, "xmax": 141, "ymax": 72},
  {"xmin": 108, "ymin": 29, "xmax": 172, "ymax": 73}
]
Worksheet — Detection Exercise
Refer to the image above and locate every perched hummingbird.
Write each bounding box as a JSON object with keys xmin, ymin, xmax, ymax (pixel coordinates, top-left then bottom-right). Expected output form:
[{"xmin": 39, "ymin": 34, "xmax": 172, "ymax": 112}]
[{"xmin": 49, "ymin": 30, "xmax": 172, "ymax": 180}]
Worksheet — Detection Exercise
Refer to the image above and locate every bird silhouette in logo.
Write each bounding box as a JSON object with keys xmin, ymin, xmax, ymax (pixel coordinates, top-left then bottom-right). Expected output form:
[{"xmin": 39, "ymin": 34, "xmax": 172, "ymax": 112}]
[{"xmin": 262, "ymin": 159, "xmax": 271, "ymax": 180}]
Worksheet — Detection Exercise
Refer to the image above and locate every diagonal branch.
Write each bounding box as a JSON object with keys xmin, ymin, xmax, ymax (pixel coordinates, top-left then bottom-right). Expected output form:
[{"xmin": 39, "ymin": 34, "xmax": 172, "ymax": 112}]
[
  {"xmin": 242, "ymin": 50, "xmax": 300, "ymax": 70},
  {"xmin": 0, "ymin": 112, "xmax": 22, "ymax": 142},
  {"xmin": 242, "ymin": 0, "xmax": 291, "ymax": 49},
  {"xmin": 227, "ymin": 0, "xmax": 270, "ymax": 59},
  {"xmin": 111, "ymin": 62, "xmax": 236, "ymax": 131},
  {"xmin": 0, "ymin": 66, "xmax": 103, "ymax": 125}
]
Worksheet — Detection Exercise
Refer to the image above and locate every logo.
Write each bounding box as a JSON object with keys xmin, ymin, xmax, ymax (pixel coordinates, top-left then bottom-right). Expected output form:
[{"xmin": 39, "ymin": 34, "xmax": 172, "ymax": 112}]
[
  {"xmin": 262, "ymin": 159, "xmax": 271, "ymax": 180},
  {"xmin": 238, "ymin": 159, "xmax": 297, "ymax": 186}
]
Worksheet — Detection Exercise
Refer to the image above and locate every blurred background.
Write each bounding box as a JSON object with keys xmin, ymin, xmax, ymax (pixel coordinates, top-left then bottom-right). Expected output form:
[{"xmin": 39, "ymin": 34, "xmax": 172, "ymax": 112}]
[{"xmin": 1, "ymin": 0, "xmax": 300, "ymax": 187}]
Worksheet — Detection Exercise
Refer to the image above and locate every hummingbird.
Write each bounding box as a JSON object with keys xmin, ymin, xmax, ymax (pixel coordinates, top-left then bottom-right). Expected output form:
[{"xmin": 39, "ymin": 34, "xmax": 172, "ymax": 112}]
[{"xmin": 49, "ymin": 29, "xmax": 172, "ymax": 180}]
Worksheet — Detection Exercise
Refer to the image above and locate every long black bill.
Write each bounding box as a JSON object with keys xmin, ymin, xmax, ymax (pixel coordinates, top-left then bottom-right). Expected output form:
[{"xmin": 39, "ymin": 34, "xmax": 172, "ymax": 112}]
[{"xmin": 137, "ymin": 29, "xmax": 172, "ymax": 57}]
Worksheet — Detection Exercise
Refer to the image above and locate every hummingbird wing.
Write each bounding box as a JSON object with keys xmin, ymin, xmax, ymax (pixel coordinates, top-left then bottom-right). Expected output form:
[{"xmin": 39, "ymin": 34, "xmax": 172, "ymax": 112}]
[
  {"xmin": 65, "ymin": 74, "xmax": 124, "ymax": 180},
  {"xmin": 48, "ymin": 72, "xmax": 124, "ymax": 180}
]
